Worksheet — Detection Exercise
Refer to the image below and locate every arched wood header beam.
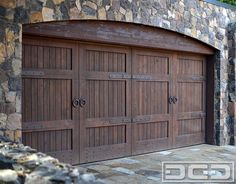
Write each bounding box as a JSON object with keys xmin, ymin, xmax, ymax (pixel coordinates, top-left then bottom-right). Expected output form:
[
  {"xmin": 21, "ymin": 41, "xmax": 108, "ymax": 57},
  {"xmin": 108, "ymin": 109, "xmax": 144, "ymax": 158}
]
[{"xmin": 23, "ymin": 20, "xmax": 215, "ymax": 55}]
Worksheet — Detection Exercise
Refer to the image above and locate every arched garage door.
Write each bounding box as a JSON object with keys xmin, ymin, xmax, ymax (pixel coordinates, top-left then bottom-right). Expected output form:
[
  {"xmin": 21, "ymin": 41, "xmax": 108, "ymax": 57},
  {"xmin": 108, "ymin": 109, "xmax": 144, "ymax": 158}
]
[{"xmin": 22, "ymin": 21, "xmax": 214, "ymax": 164}]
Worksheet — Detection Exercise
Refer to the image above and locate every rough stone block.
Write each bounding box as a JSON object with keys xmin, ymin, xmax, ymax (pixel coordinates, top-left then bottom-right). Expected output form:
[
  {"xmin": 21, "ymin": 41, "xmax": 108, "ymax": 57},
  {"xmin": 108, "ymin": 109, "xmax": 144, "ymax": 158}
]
[
  {"xmin": 12, "ymin": 58, "xmax": 21, "ymax": 76},
  {"xmin": 30, "ymin": 12, "xmax": 43, "ymax": 23},
  {"xmin": 52, "ymin": 0, "xmax": 64, "ymax": 5},
  {"xmin": 5, "ymin": 91, "xmax": 16, "ymax": 103},
  {"xmin": 9, "ymin": 77, "xmax": 21, "ymax": 91},
  {"xmin": 69, "ymin": 7, "xmax": 80, "ymax": 19},
  {"xmin": 125, "ymin": 10, "xmax": 133, "ymax": 22},
  {"xmin": 6, "ymin": 113, "xmax": 21, "ymax": 130},
  {"xmin": 0, "ymin": 0, "xmax": 16, "ymax": 9},
  {"xmin": 98, "ymin": 8, "xmax": 106, "ymax": 20},
  {"xmin": 0, "ymin": 43, "xmax": 6, "ymax": 64},
  {"xmin": 14, "ymin": 130, "xmax": 21, "ymax": 142},
  {"xmin": 0, "ymin": 130, "xmax": 4, "ymax": 136},
  {"xmin": 83, "ymin": 1, "xmax": 97, "ymax": 10},
  {"xmin": 228, "ymin": 102, "xmax": 236, "ymax": 116},
  {"xmin": 0, "ymin": 170, "xmax": 18, "ymax": 183},
  {"xmin": 0, "ymin": 113, "xmax": 7, "ymax": 129},
  {"xmin": 42, "ymin": 7, "xmax": 54, "ymax": 21},
  {"xmin": 4, "ymin": 130, "xmax": 14, "ymax": 141},
  {"xmin": 15, "ymin": 93, "xmax": 21, "ymax": 113}
]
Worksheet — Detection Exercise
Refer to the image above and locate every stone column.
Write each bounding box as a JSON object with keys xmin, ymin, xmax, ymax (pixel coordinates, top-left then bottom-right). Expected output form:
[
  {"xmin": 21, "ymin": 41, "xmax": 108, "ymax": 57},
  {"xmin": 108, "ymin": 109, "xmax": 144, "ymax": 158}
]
[
  {"xmin": 228, "ymin": 22, "xmax": 236, "ymax": 145},
  {"xmin": 0, "ymin": 17, "xmax": 22, "ymax": 142}
]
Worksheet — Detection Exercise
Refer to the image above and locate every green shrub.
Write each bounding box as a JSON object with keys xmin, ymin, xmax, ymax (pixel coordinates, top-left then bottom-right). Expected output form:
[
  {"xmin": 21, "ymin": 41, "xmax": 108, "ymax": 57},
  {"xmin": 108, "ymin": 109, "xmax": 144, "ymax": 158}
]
[{"xmin": 219, "ymin": 0, "xmax": 236, "ymax": 6}]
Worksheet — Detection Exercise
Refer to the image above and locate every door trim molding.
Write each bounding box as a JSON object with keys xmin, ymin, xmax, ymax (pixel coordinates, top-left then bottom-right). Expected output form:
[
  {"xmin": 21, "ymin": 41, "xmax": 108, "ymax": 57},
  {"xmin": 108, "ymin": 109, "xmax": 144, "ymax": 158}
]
[{"xmin": 23, "ymin": 20, "xmax": 215, "ymax": 55}]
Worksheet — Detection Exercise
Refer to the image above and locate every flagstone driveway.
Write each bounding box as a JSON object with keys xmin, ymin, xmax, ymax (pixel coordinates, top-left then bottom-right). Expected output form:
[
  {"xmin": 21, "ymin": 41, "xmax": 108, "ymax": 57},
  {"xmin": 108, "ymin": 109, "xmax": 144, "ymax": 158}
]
[{"xmin": 79, "ymin": 144, "xmax": 236, "ymax": 184}]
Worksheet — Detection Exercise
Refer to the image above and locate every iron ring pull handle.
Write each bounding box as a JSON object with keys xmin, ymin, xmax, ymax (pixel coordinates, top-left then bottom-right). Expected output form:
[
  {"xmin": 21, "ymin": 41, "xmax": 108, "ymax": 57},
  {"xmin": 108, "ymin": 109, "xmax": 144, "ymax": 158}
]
[
  {"xmin": 72, "ymin": 97, "xmax": 86, "ymax": 108},
  {"xmin": 168, "ymin": 96, "xmax": 178, "ymax": 104},
  {"xmin": 172, "ymin": 96, "xmax": 178, "ymax": 104},
  {"xmin": 168, "ymin": 96, "xmax": 174, "ymax": 104}
]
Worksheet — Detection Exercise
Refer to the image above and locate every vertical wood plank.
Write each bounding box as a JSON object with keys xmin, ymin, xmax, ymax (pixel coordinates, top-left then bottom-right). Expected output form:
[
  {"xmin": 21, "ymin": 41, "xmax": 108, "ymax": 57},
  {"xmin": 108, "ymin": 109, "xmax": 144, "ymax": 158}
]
[
  {"xmin": 55, "ymin": 80, "xmax": 62, "ymax": 120},
  {"xmin": 38, "ymin": 46, "xmax": 43, "ymax": 68},
  {"xmin": 32, "ymin": 45, "xmax": 38, "ymax": 68},
  {"xmin": 26, "ymin": 44, "xmax": 31, "ymax": 68},
  {"xmin": 37, "ymin": 79, "xmax": 44, "ymax": 121},
  {"xmin": 66, "ymin": 80, "xmax": 71, "ymax": 119},
  {"xmin": 25, "ymin": 79, "xmax": 31, "ymax": 124},
  {"xmin": 31, "ymin": 79, "xmax": 37, "ymax": 122}
]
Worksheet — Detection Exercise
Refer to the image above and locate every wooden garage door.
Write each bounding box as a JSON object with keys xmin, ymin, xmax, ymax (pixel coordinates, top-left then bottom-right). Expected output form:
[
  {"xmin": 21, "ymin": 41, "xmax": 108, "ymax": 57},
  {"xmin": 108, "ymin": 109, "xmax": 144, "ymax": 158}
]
[
  {"xmin": 22, "ymin": 37, "xmax": 206, "ymax": 164},
  {"xmin": 173, "ymin": 54, "xmax": 206, "ymax": 147},
  {"xmin": 79, "ymin": 43, "xmax": 132, "ymax": 163},
  {"xmin": 131, "ymin": 49, "xmax": 173, "ymax": 154},
  {"xmin": 22, "ymin": 37, "xmax": 79, "ymax": 164},
  {"xmin": 131, "ymin": 50, "xmax": 206, "ymax": 153}
]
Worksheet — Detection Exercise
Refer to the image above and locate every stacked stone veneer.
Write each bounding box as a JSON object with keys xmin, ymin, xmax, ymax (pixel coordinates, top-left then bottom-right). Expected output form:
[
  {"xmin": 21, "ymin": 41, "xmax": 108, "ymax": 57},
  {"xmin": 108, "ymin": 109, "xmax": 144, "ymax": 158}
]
[
  {"xmin": 228, "ymin": 22, "xmax": 236, "ymax": 145},
  {"xmin": 0, "ymin": 0, "xmax": 235, "ymax": 145}
]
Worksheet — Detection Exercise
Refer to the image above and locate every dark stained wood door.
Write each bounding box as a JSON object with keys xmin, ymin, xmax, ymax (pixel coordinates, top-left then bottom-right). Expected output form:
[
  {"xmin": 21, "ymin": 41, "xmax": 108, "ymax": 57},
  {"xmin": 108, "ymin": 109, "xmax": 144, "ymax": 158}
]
[
  {"xmin": 79, "ymin": 43, "xmax": 132, "ymax": 163},
  {"xmin": 22, "ymin": 36, "xmax": 207, "ymax": 164},
  {"xmin": 22, "ymin": 37, "xmax": 79, "ymax": 164},
  {"xmin": 131, "ymin": 49, "xmax": 173, "ymax": 154},
  {"xmin": 23, "ymin": 21, "xmax": 213, "ymax": 164},
  {"xmin": 173, "ymin": 54, "xmax": 206, "ymax": 147}
]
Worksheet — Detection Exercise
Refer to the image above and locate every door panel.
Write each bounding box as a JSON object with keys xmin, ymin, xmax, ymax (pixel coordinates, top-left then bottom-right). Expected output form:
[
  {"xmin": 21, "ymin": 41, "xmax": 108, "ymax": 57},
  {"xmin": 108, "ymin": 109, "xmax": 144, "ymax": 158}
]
[
  {"xmin": 131, "ymin": 50, "xmax": 173, "ymax": 154},
  {"xmin": 79, "ymin": 44, "xmax": 132, "ymax": 163},
  {"xmin": 173, "ymin": 55, "xmax": 206, "ymax": 147},
  {"xmin": 22, "ymin": 37, "xmax": 79, "ymax": 164},
  {"xmin": 22, "ymin": 37, "xmax": 207, "ymax": 164}
]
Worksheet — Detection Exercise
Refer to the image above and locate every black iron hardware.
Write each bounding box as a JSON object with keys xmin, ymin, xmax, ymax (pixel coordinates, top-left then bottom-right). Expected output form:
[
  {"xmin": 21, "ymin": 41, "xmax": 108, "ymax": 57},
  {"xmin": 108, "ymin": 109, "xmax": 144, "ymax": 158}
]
[
  {"xmin": 109, "ymin": 73, "xmax": 131, "ymax": 79},
  {"xmin": 22, "ymin": 70, "xmax": 44, "ymax": 76},
  {"xmin": 109, "ymin": 73, "xmax": 152, "ymax": 80},
  {"xmin": 133, "ymin": 116, "xmax": 151, "ymax": 122},
  {"xmin": 109, "ymin": 118, "xmax": 132, "ymax": 124},
  {"xmin": 169, "ymin": 96, "xmax": 174, "ymax": 104},
  {"xmin": 169, "ymin": 96, "xmax": 178, "ymax": 104},
  {"xmin": 132, "ymin": 74, "xmax": 152, "ymax": 80},
  {"xmin": 72, "ymin": 98, "xmax": 80, "ymax": 108},
  {"xmin": 78, "ymin": 97, "xmax": 86, "ymax": 107},
  {"xmin": 73, "ymin": 97, "xmax": 86, "ymax": 108},
  {"xmin": 172, "ymin": 96, "xmax": 178, "ymax": 104}
]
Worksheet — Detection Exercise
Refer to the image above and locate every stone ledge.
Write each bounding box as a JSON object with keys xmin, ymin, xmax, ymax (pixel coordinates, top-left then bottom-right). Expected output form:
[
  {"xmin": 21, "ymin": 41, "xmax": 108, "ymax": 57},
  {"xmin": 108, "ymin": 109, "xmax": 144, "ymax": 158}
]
[{"xmin": 0, "ymin": 138, "xmax": 102, "ymax": 184}]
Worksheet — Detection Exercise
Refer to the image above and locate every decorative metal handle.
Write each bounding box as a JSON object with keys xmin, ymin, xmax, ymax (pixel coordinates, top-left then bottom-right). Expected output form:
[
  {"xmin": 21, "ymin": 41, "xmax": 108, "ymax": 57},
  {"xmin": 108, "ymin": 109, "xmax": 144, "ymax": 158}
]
[
  {"xmin": 169, "ymin": 96, "xmax": 178, "ymax": 104},
  {"xmin": 169, "ymin": 96, "xmax": 174, "ymax": 104},
  {"xmin": 173, "ymin": 96, "xmax": 178, "ymax": 104},
  {"xmin": 72, "ymin": 97, "xmax": 86, "ymax": 108},
  {"xmin": 78, "ymin": 97, "xmax": 86, "ymax": 107},
  {"xmin": 72, "ymin": 98, "xmax": 80, "ymax": 108}
]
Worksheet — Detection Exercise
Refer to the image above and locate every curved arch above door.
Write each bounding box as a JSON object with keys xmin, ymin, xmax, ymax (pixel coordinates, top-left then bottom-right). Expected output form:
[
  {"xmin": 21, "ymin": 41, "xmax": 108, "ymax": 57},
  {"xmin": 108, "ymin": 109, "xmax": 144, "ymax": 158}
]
[{"xmin": 23, "ymin": 20, "xmax": 215, "ymax": 55}]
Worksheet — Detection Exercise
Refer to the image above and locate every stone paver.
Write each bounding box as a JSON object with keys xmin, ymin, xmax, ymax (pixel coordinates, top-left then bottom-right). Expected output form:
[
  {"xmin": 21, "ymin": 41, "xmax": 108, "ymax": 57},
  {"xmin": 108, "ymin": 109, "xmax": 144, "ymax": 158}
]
[{"xmin": 80, "ymin": 144, "xmax": 236, "ymax": 184}]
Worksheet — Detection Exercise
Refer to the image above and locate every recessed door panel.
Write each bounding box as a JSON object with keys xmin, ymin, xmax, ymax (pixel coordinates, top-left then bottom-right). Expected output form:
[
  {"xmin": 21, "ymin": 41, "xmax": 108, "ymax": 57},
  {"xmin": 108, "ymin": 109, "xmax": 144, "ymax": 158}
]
[
  {"xmin": 79, "ymin": 44, "xmax": 132, "ymax": 163},
  {"xmin": 131, "ymin": 50, "xmax": 173, "ymax": 154},
  {"xmin": 173, "ymin": 55, "xmax": 206, "ymax": 147},
  {"xmin": 22, "ymin": 37, "xmax": 79, "ymax": 164},
  {"xmin": 22, "ymin": 36, "xmax": 207, "ymax": 164}
]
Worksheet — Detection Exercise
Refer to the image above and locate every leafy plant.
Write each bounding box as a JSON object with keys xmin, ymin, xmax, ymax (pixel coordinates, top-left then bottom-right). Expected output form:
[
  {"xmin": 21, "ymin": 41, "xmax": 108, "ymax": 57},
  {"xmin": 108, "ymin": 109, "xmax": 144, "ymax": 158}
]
[{"xmin": 219, "ymin": 0, "xmax": 236, "ymax": 6}]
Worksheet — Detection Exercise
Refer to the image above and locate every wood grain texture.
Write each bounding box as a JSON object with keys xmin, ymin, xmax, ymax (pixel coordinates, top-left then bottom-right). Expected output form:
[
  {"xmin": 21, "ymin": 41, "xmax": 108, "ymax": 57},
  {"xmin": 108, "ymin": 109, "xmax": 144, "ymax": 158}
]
[
  {"xmin": 23, "ymin": 21, "xmax": 215, "ymax": 55},
  {"xmin": 79, "ymin": 43, "xmax": 132, "ymax": 163},
  {"xmin": 173, "ymin": 54, "xmax": 206, "ymax": 147},
  {"xmin": 22, "ymin": 37, "xmax": 79, "ymax": 165},
  {"xmin": 23, "ymin": 35, "xmax": 209, "ymax": 164},
  {"xmin": 131, "ymin": 49, "xmax": 173, "ymax": 154}
]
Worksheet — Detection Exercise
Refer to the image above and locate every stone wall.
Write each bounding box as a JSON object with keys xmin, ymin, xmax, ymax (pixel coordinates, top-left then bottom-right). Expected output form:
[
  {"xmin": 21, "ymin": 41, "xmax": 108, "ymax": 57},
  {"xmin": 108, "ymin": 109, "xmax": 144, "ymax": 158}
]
[
  {"xmin": 0, "ymin": 138, "xmax": 100, "ymax": 183},
  {"xmin": 228, "ymin": 22, "xmax": 236, "ymax": 145},
  {"xmin": 0, "ymin": 0, "xmax": 235, "ymax": 145},
  {"xmin": 0, "ymin": 13, "xmax": 22, "ymax": 142}
]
